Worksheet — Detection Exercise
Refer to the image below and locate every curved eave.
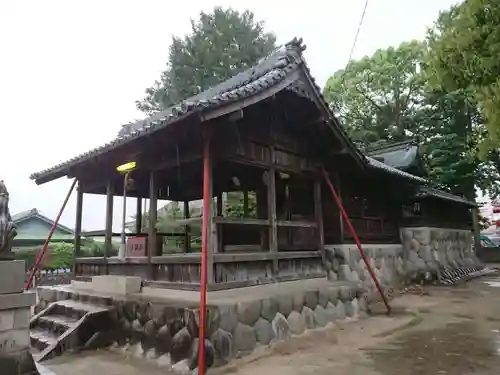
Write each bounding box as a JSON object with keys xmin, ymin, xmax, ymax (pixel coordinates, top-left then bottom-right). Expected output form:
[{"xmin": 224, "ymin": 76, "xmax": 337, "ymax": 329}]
[{"xmin": 365, "ymin": 156, "xmax": 427, "ymax": 184}]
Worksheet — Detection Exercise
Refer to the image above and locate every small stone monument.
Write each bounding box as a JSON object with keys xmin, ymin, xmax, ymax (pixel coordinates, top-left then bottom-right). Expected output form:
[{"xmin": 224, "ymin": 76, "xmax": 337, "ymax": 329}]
[{"xmin": 0, "ymin": 181, "xmax": 38, "ymax": 374}]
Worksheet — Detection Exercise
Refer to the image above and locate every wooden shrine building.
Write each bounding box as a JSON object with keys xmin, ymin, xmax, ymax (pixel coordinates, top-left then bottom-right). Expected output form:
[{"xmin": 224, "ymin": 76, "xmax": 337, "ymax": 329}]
[{"xmin": 30, "ymin": 38, "xmax": 477, "ymax": 291}]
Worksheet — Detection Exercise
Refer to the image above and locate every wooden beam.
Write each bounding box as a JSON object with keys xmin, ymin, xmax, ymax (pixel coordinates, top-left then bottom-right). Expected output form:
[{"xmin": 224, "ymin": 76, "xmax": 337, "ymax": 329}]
[
  {"xmin": 267, "ymin": 146, "xmax": 278, "ymax": 275},
  {"xmin": 104, "ymin": 183, "xmax": 113, "ymax": 267},
  {"xmin": 135, "ymin": 198, "xmax": 142, "ymax": 234},
  {"xmin": 73, "ymin": 182, "xmax": 84, "ymax": 276},
  {"xmin": 148, "ymin": 171, "xmax": 158, "ymax": 279},
  {"xmin": 213, "ymin": 217, "xmax": 270, "ymax": 226},
  {"xmin": 314, "ymin": 176, "xmax": 326, "ymax": 269}
]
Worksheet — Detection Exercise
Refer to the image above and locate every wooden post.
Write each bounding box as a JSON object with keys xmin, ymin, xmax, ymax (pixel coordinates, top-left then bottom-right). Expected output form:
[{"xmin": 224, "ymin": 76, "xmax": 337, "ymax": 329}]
[
  {"xmin": 216, "ymin": 193, "xmax": 223, "ymax": 217},
  {"xmin": 243, "ymin": 189, "xmax": 249, "ymax": 217},
  {"xmin": 314, "ymin": 177, "xmax": 326, "ymax": 268},
  {"xmin": 183, "ymin": 201, "xmax": 190, "ymax": 253},
  {"xmin": 472, "ymin": 206, "xmax": 481, "ymax": 254},
  {"xmin": 135, "ymin": 197, "xmax": 142, "ymax": 234},
  {"xmin": 73, "ymin": 182, "xmax": 84, "ymax": 276},
  {"xmin": 267, "ymin": 147, "xmax": 278, "ymax": 276},
  {"xmin": 203, "ymin": 133, "xmax": 215, "ymax": 284},
  {"xmin": 148, "ymin": 171, "xmax": 158, "ymax": 279},
  {"xmin": 335, "ymin": 171, "xmax": 344, "ymax": 243},
  {"xmin": 104, "ymin": 183, "xmax": 113, "ymax": 274}
]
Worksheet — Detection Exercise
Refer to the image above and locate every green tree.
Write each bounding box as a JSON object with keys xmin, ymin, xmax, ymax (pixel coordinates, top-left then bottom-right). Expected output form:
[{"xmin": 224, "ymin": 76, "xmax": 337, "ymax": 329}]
[
  {"xmin": 426, "ymin": 0, "xmax": 500, "ymax": 151},
  {"xmin": 323, "ymin": 40, "xmax": 427, "ymax": 147},
  {"xmin": 136, "ymin": 7, "xmax": 277, "ymax": 115},
  {"xmin": 323, "ymin": 40, "xmax": 490, "ymax": 199}
]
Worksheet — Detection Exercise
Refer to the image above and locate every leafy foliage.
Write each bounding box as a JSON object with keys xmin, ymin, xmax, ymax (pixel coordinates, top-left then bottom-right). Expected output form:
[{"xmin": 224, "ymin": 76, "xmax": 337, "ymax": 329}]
[
  {"xmin": 225, "ymin": 192, "xmax": 257, "ymax": 218},
  {"xmin": 426, "ymin": 0, "xmax": 500, "ymax": 152},
  {"xmin": 324, "ymin": 40, "xmax": 426, "ymax": 147},
  {"xmin": 323, "ymin": 39, "xmax": 497, "ymax": 199},
  {"xmin": 136, "ymin": 7, "xmax": 276, "ymax": 115}
]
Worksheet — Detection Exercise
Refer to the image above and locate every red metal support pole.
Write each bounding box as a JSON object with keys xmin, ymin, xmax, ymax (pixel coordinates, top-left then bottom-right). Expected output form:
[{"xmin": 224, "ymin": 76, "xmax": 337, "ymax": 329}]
[
  {"xmin": 198, "ymin": 129, "xmax": 211, "ymax": 375},
  {"xmin": 25, "ymin": 178, "xmax": 77, "ymax": 290},
  {"xmin": 322, "ymin": 169, "xmax": 391, "ymax": 315}
]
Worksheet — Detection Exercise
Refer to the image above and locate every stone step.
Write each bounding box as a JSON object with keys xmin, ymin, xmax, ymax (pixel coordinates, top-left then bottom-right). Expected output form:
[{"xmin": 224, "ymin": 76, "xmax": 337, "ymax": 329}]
[
  {"xmin": 30, "ymin": 328, "xmax": 58, "ymax": 352},
  {"xmin": 51, "ymin": 300, "xmax": 106, "ymax": 320},
  {"xmin": 36, "ymin": 314, "xmax": 79, "ymax": 336}
]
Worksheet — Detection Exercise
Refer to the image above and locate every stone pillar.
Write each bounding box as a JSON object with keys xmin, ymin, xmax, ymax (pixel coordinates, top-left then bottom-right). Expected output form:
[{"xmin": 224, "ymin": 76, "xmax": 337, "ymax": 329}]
[{"xmin": 0, "ymin": 260, "xmax": 37, "ymax": 374}]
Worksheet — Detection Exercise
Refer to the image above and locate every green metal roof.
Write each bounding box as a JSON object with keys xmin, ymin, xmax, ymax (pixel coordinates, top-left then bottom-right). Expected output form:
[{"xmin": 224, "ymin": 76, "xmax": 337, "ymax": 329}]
[{"xmin": 366, "ymin": 140, "xmax": 420, "ymax": 170}]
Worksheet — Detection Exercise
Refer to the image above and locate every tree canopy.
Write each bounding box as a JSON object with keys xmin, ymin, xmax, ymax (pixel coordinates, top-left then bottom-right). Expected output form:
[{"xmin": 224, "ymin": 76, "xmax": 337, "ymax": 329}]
[
  {"xmin": 324, "ymin": 40, "xmax": 426, "ymax": 148},
  {"xmin": 323, "ymin": 39, "xmax": 497, "ymax": 199},
  {"xmin": 136, "ymin": 7, "xmax": 277, "ymax": 115},
  {"xmin": 426, "ymin": 0, "xmax": 500, "ymax": 152}
]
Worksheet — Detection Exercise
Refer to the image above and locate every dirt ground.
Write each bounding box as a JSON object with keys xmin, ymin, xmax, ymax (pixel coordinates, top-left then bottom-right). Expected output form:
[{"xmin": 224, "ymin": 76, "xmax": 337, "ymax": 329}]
[{"xmin": 44, "ymin": 274, "xmax": 500, "ymax": 375}]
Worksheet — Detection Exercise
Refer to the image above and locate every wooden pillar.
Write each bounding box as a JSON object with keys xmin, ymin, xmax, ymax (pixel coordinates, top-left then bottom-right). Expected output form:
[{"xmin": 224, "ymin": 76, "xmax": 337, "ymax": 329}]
[
  {"xmin": 202, "ymin": 131, "xmax": 215, "ymax": 285},
  {"xmin": 314, "ymin": 177, "xmax": 326, "ymax": 267},
  {"xmin": 267, "ymin": 147, "xmax": 278, "ymax": 275},
  {"xmin": 73, "ymin": 182, "xmax": 83, "ymax": 276},
  {"xmin": 472, "ymin": 206, "xmax": 481, "ymax": 254},
  {"xmin": 216, "ymin": 193, "xmax": 223, "ymax": 217},
  {"xmin": 243, "ymin": 189, "xmax": 249, "ymax": 217},
  {"xmin": 335, "ymin": 171, "xmax": 344, "ymax": 243},
  {"xmin": 135, "ymin": 197, "xmax": 142, "ymax": 234},
  {"xmin": 148, "ymin": 171, "xmax": 157, "ymax": 279},
  {"xmin": 104, "ymin": 183, "xmax": 113, "ymax": 269},
  {"xmin": 183, "ymin": 201, "xmax": 190, "ymax": 253}
]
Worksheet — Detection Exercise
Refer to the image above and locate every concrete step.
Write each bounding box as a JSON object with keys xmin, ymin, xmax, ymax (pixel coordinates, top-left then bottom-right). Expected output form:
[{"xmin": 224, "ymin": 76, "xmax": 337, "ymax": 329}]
[
  {"xmin": 36, "ymin": 314, "xmax": 79, "ymax": 336},
  {"xmin": 30, "ymin": 327, "xmax": 58, "ymax": 352},
  {"xmin": 30, "ymin": 299, "xmax": 114, "ymax": 363},
  {"xmin": 50, "ymin": 300, "xmax": 107, "ymax": 320}
]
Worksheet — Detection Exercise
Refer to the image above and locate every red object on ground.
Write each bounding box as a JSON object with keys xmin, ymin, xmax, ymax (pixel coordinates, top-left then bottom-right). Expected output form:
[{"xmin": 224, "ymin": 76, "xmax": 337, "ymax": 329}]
[
  {"xmin": 322, "ymin": 169, "xmax": 391, "ymax": 315},
  {"xmin": 198, "ymin": 132, "xmax": 211, "ymax": 375},
  {"xmin": 24, "ymin": 179, "xmax": 77, "ymax": 290}
]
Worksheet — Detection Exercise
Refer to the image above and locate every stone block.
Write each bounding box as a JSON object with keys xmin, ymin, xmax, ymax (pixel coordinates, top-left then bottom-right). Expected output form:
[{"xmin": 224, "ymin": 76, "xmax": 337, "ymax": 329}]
[
  {"xmin": 0, "ymin": 328, "xmax": 30, "ymax": 354},
  {"xmin": 13, "ymin": 308, "xmax": 30, "ymax": 330},
  {"xmin": 0, "ymin": 310, "xmax": 14, "ymax": 332},
  {"xmin": 0, "ymin": 292, "xmax": 35, "ymax": 311},
  {"xmin": 271, "ymin": 312, "xmax": 291, "ymax": 341},
  {"xmin": 253, "ymin": 317, "xmax": 274, "ymax": 344},
  {"xmin": 91, "ymin": 275, "xmax": 142, "ymax": 295},
  {"xmin": 233, "ymin": 323, "xmax": 256, "ymax": 352},
  {"xmin": 287, "ymin": 311, "xmax": 305, "ymax": 335},
  {"xmin": 0, "ymin": 349, "xmax": 36, "ymax": 375},
  {"xmin": 0, "ymin": 261, "xmax": 25, "ymax": 295}
]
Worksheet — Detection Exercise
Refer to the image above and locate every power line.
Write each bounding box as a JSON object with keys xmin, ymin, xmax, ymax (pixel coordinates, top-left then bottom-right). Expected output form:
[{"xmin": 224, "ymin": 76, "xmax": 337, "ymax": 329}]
[
  {"xmin": 335, "ymin": 0, "xmax": 369, "ymax": 119},
  {"xmin": 339, "ymin": 0, "xmax": 369, "ymax": 92},
  {"xmin": 346, "ymin": 0, "xmax": 369, "ymax": 65}
]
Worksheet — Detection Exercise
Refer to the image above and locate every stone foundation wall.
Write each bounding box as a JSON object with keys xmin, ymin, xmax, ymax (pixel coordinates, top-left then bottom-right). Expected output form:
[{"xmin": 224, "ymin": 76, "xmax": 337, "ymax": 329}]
[
  {"xmin": 37, "ymin": 282, "xmax": 364, "ymax": 371},
  {"xmin": 401, "ymin": 227, "xmax": 481, "ymax": 279},
  {"xmin": 325, "ymin": 244, "xmax": 404, "ymax": 299},
  {"xmin": 325, "ymin": 227, "xmax": 482, "ymax": 291}
]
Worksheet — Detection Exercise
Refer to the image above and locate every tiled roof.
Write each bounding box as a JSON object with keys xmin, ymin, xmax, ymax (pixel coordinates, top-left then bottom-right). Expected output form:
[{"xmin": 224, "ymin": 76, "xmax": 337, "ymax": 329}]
[
  {"xmin": 365, "ymin": 156, "xmax": 427, "ymax": 183},
  {"xmin": 31, "ymin": 37, "xmax": 363, "ymax": 184},
  {"xmin": 414, "ymin": 186, "xmax": 477, "ymax": 207},
  {"xmin": 12, "ymin": 208, "xmax": 75, "ymax": 234}
]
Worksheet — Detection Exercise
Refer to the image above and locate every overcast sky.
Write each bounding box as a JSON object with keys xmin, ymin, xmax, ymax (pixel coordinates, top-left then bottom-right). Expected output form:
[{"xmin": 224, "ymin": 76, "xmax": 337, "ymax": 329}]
[{"xmin": 0, "ymin": 0, "xmax": 461, "ymax": 232}]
